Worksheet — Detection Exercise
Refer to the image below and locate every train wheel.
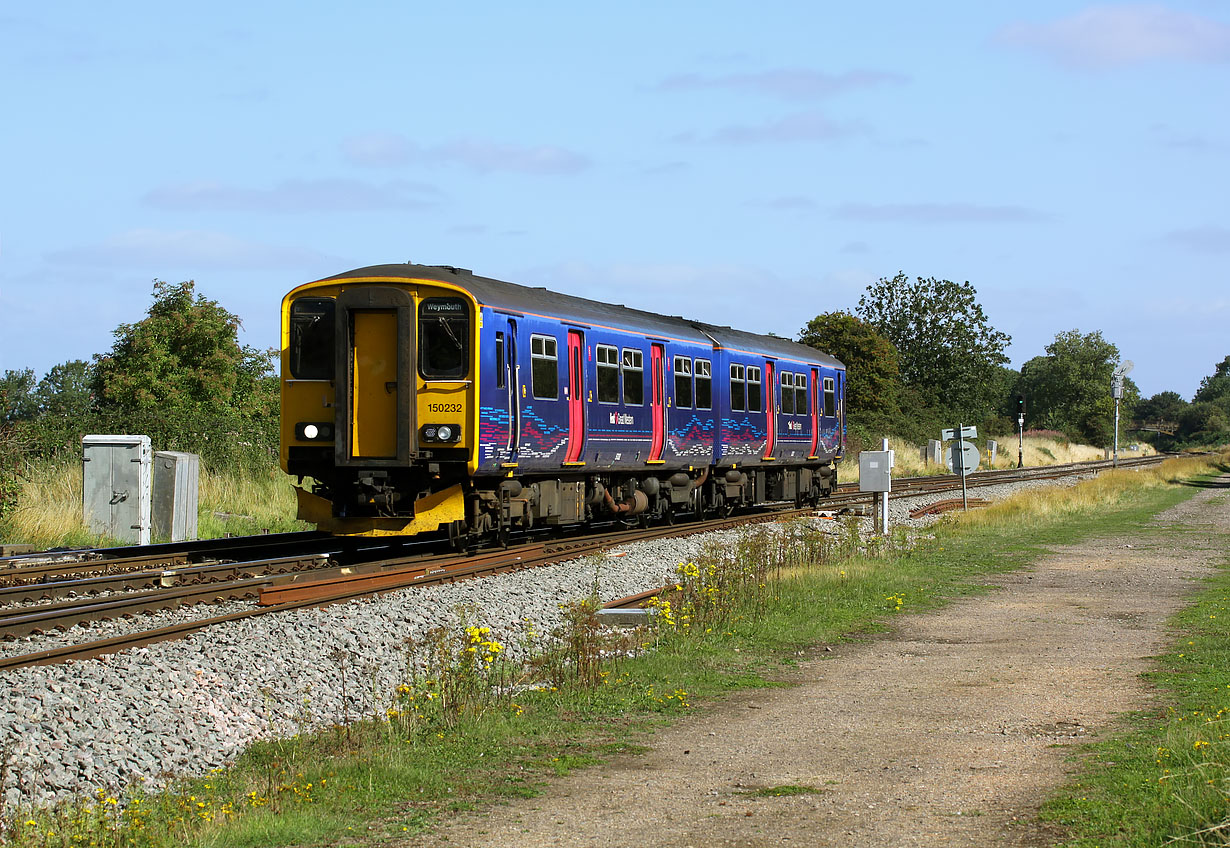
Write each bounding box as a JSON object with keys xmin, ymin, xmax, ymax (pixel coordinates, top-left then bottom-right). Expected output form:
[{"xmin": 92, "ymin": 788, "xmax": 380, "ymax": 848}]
[{"xmin": 448, "ymin": 520, "xmax": 472, "ymax": 555}]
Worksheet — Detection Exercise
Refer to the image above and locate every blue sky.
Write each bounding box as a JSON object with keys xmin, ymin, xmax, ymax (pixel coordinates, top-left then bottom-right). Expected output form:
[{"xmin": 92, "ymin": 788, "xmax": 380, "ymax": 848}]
[{"xmin": 3, "ymin": 2, "xmax": 1227, "ymax": 401}]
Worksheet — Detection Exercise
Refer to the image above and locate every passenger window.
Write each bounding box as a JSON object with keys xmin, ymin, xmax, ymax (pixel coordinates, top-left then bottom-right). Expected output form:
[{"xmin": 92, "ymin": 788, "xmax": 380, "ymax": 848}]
[
  {"xmin": 494, "ymin": 332, "xmax": 505, "ymax": 389},
  {"xmin": 796, "ymin": 373, "xmax": 808, "ymax": 416},
  {"xmin": 730, "ymin": 364, "xmax": 745, "ymax": 412},
  {"xmin": 419, "ymin": 298, "xmax": 470, "ymax": 379},
  {"xmin": 531, "ymin": 334, "xmax": 558, "ymax": 399},
  {"xmin": 747, "ymin": 366, "xmax": 762, "ymax": 413},
  {"xmin": 673, "ymin": 356, "xmax": 693, "ymax": 409},
  {"xmin": 824, "ymin": 376, "xmax": 836, "ymax": 417},
  {"xmin": 780, "ymin": 372, "xmax": 795, "ymax": 415},
  {"xmin": 622, "ymin": 348, "xmax": 644, "ymax": 405},
  {"xmin": 596, "ymin": 344, "xmax": 619, "ymax": 403},
  {"xmin": 289, "ymin": 298, "xmax": 335, "ymax": 379},
  {"xmin": 695, "ymin": 359, "xmax": 711, "ymax": 410}
]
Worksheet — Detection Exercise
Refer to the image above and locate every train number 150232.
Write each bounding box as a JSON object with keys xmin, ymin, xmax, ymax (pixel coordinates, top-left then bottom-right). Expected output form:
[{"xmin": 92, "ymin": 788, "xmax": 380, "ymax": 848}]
[{"xmin": 426, "ymin": 403, "xmax": 463, "ymax": 413}]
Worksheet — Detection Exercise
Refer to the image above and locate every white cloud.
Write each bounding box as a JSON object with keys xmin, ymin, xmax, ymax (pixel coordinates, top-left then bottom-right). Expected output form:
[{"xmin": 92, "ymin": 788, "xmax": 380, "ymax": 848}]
[
  {"xmin": 45, "ymin": 229, "xmax": 341, "ymax": 270},
  {"xmin": 675, "ymin": 111, "xmax": 867, "ymax": 145},
  {"xmin": 341, "ymin": 133, "xmax": 591, "ymax": 174},
  {"xmin": 1165, "ymin": 226, "xmax": 1230, "ymax": 253},
  {"xmin": 143, "ymin": 179, "xmax": 440, "ymax": 212},
  {"xmin": 997, "ymin": 5, "xmax": 1230, "ymax": 68},
  {"xmin": 836, "ymin": 202, "xmax": 1052, "ymax": 223},
  {"xmin": 745, "ymin": 195, "xmax": 818, "ymax": 211},
  {"xmin": 656, "ymin": 68, "xmax": 908, "ymax": 100}
]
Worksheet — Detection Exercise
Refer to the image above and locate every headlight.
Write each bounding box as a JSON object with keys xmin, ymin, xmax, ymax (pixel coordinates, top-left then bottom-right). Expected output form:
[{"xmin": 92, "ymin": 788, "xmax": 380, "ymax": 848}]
[
  {"xmin": 295, "ymin": 422, "xmax": 334, "ymax": 441},
  {"xmin": 420, "ymin": 424, "xmax": 461, "ymax": 443}
]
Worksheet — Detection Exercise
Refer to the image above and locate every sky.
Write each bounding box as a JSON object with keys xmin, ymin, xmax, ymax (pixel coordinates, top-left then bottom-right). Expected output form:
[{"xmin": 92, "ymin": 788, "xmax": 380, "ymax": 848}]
[{"xmin": 2, "ymin": 1, "xmax": 1227, "ymax": 401}]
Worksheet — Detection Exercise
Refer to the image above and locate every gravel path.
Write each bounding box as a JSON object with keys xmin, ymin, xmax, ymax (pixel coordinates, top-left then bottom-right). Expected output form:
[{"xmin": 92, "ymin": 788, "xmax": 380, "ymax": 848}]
[
  {"xmin": 400, "ymin": 477, "xmax": 1229, "ymax": 848},
  {"xmin": 0, "ymin": 474, "xmax": 1096, "ymax": 811}
]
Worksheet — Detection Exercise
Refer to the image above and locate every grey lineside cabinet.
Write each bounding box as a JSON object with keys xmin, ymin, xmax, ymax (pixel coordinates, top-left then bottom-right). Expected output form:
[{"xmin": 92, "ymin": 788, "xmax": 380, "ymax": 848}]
[
  {"xmin": 152, "ymin": 451, "xmax": 199, "ymax": 542},
  {"xmin": 82, "ymin": 435, "xmax": 152, "ymax": 545}
]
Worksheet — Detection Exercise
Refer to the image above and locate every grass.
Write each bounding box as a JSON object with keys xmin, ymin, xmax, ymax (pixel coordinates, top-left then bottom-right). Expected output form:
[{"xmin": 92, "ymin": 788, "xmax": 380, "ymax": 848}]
[
  {"xmin": 4, "ymin": 452, "xmax": 1225, "ymax": 847},
  {"xmin": 849, "ymin": 433, "xmax": 1147, "ymax": 484},
  {"xmin": 0, "ymin": 459, "xmax": 309, "ymax": 548},
  {"xmin": 1039, "ymin": 463, "xmax": 1230, "ymax": 846}
]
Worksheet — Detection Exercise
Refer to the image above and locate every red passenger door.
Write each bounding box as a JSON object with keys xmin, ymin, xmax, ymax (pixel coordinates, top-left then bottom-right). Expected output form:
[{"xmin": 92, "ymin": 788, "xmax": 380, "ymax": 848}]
[
  {"xmin": 565, "ymin": 330, "xmax": 585, "ymax": 463},
  {"xmin": 809, "ymin": 367, "xmax": 820, "ymax": 459},
  {"xmin": 763, "ymin": 361, "xmax": 776, "ymax": 459},
  {"xmin": 649, "ymin": 343, "xmax": 665, "ymax": 462}
]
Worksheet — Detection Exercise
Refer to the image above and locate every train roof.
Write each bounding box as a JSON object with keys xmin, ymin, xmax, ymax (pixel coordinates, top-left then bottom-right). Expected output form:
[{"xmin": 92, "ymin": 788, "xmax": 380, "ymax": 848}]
[{"xmin": 314, "ymin": 263, "xmax": 845, "ymax": 370}]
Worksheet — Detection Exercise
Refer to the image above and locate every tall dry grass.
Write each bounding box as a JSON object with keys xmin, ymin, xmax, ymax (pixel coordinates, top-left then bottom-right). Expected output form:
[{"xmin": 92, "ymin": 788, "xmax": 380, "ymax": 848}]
[
  {"xmin": 0, "ymin": 460, "xmax": 307, "ymax": 548},
  {"xmin": 950, "ymin": 452, "xmax": 1224, "ymax": 529},
  {"xmin": 850, "ymin": 434, "xmax": 1155, "ymax": 484},
  {"xmin": 0, "ymin": 457, "xmax": 97, "ymax": 548}
]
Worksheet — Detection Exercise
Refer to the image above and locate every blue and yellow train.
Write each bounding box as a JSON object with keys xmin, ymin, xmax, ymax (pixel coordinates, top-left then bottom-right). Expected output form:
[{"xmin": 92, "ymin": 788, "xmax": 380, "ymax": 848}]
[{"xmin": 280, "ymin": 264, "xmax": 845, "ymax": 544}]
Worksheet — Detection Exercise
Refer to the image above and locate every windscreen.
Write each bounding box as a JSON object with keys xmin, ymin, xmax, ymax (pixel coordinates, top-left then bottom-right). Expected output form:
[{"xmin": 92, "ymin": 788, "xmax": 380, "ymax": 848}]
[
  {"xmin": 288, "ymin": 298, "xmax": 335, "ymax": 379},
  {"xmin": 419, "ymin": 298, "xmax": 469, "ymax": 379}
]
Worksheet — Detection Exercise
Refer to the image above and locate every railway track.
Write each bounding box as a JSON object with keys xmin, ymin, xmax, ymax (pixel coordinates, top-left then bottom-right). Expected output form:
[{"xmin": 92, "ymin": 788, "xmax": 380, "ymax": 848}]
[{"xmin": 0, "ymin": 454, "xmax": 1166, "ymax": 671}]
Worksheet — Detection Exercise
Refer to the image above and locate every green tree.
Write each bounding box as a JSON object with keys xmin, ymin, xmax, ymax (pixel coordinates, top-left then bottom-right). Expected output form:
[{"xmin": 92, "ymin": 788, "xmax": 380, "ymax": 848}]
[
  {"xmin": 1177, "ymin": 403, "xmax": 1230, "ymax": 444},
  {"xmin": 0, "ymin": 369, "xmax": 38, "ymax": 423},
  {"xmin": 34, "ymin": 360, "xmax": 95, "ymax": 420},
  {"xmin": 91, "ymin": 280, "xmax": 274, "ymax": 416},
  {"xmin": 856, "ymin": 273, "xmax": 1010, "ymax": 421},
  {"xmin": 1018, "ymin": 330, "xmax": 1131, "ymax": 444},
  {"xmin": 1193, "ymin": 355, "xmax": 1230, "ymax": 405},
  {"xmin": 797, "ymin": 311, "xmax": 901, "ymax": 420},
  {"xmin": 1135, "ymin": 391, "xmax": 1187, "ymax": 427}
]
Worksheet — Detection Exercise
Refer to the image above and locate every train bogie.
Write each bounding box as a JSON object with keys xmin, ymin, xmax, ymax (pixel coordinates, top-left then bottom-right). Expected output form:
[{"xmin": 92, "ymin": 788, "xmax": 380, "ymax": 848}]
[{"xmin": 280, "ymin": 264, "xmax": 845, "ymax": 541}]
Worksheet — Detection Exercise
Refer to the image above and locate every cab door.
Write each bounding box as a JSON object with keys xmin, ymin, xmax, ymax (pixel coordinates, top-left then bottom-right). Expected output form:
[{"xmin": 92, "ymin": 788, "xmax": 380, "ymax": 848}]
[
  {"xmin": 333, "ymin": 287, "xmax": 415, "ymax": 467},
  {"xmin": 493, "ymin": 316, "xmax": 520, "ymax": 465}
]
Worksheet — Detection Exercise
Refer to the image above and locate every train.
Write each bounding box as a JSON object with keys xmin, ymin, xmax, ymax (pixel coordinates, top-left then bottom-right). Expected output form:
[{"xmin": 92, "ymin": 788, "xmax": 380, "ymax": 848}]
[{"xmin": 280, "ymin": 264, "xmax": 846, "ymax": 545}]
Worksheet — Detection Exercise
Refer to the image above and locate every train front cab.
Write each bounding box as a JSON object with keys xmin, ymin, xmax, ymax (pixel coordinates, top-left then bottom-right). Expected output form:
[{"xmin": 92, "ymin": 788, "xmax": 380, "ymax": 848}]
[{"xmin": 280, "ymin": 277, "xmax": 480, "ymax": 535}]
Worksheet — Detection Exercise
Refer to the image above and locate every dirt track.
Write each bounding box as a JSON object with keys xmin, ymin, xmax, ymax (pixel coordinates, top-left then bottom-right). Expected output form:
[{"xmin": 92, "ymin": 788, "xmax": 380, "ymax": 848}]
[{"xmin": 405, "ymin": 480, "xmax": 1229, "ymax": 847}]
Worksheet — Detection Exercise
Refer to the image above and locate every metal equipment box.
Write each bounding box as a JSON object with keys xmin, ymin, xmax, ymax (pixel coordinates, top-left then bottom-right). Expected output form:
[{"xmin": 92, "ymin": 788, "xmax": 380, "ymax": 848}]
[
  {"xmin": 82, "ymin": 435, "xmax": 152, "ymax": 544},
  {"xmin": 152, "ymin": 451, "xmax": 200, "ymax": 542},
  {"xmin": 859, "ymin": 450, "xmax": 894, "ymax": 493}
]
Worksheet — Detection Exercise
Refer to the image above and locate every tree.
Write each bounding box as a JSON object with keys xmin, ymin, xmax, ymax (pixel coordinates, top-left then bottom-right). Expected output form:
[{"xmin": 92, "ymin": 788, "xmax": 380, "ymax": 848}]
[
  {"xmin": 797, "ymin": 311, "xmax": 901, "ymax": 419},
  {"xmin": 1135, "ymin": 391, "xmax": 1187, "ymax": 426},
  {"xmin": 91, "ymin": 280, "xmax": 274, "ymax": 416},
  {"xmin": 1017, "ymin": 329, "xmax": 1130, "ymax": 445},
  {"xmin": 856, "ymin": 273, "xmax": 1010, "ymax": 421},
  {"xmin": 0, "ymin": 369, "xmax": 38, "ymax": 423},
  {"xmin": 34, "ymin": 360, "xmax": 95, "ymax": 420},
  {"xmin": 1177, "ymin": 403, "xmax": 1230, "ymax": 444},
  {"xmin": 1193, "ymin": 355, "xmax": 1230, "ymax": 405}
]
